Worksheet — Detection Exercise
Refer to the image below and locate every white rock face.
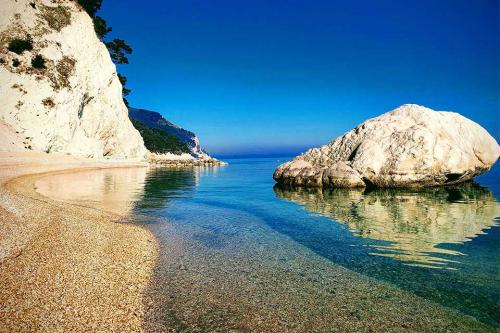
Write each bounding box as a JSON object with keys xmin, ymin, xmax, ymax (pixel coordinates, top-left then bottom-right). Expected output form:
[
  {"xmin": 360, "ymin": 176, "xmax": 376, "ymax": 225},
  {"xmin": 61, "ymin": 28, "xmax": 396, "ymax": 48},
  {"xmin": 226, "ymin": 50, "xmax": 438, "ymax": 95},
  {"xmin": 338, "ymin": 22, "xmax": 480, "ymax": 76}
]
[
  {"xmin": 274, "ymin": 104, "xmax": 499, "ymax": 188},
  {"xmin": 0, "ymin": 0, "xmax": 146, "ymax": 159}
]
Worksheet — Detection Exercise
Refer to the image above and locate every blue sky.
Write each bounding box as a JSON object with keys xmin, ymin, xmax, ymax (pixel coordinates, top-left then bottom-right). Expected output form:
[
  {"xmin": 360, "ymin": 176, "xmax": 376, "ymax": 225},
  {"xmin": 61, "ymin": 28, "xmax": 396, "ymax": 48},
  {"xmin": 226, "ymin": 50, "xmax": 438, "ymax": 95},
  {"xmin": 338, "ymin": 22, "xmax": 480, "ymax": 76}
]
[{"xmin": 100, "ymin": 0, "xmax": 499, "ymax": 157}]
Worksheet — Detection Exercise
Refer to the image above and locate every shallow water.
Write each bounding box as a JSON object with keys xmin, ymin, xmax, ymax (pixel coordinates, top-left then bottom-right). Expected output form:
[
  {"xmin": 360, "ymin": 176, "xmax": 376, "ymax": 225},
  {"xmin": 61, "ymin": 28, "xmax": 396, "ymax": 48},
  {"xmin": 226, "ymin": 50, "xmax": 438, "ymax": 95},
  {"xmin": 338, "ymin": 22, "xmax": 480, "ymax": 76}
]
[{"xmin": 36, "ymin": 158, "xmax": 500, "ymax": 330}]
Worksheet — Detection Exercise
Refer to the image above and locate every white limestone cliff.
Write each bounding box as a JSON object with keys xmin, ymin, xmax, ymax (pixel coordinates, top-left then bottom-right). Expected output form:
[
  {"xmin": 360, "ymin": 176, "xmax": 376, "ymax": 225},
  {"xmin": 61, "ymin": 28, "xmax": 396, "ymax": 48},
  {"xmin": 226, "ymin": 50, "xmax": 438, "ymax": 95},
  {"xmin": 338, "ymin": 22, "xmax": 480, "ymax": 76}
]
[
  {"xmin": 274, "ymin": 104, "xmax": 499, "ymax": 188},
  {"xmin": 0, "ymin": 0, "xmax": 146, "ymax": 159}
]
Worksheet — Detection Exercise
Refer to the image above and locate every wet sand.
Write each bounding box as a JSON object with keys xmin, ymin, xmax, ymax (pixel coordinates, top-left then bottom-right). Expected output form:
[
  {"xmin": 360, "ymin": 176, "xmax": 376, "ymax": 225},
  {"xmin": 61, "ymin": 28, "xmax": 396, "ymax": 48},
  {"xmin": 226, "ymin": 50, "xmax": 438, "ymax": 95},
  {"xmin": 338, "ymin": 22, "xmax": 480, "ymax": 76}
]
[{"xmin": 0, "ymin": 152, "xmax": 157, "ymax": 332}]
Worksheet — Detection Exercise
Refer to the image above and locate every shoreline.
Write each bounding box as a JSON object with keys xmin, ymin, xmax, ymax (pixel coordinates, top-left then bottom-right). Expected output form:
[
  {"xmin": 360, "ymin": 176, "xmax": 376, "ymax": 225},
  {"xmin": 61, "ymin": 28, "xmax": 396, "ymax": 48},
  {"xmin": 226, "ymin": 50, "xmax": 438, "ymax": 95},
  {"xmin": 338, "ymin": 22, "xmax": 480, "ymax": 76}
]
[
  {"xmin": 0, "ymin": 152, "xmax": 496, "ymax": 332},
  {"xmin": 0, "ymin": 152, "xmax": 158, "ymax": 332}
]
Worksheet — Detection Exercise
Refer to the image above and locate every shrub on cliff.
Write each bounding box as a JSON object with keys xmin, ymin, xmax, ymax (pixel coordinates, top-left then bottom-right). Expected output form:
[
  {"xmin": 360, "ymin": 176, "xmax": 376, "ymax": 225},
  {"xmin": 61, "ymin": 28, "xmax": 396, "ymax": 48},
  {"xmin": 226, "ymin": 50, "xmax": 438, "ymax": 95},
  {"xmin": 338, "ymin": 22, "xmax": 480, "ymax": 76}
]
[
  {"xmin": 79, "ymin": 0, "xmax": 132, "ymax": 106},
  {"xmin": 8, "ymin": 38, "xmax": 33, "ymax": 54},
  {"xmin": 31, "ymin": 54, "xmax": 46, "ymax": 69},
  {"xmin": 76, "ymin": 0, "xmax": 132, "ymax": 105},
  {"xmin": 131, "ymin": 120, "xmax": 191, "ymax": 155},
  {"xmin": 77, "ymin": 0, "xmax": 102, "ymax": 16},
  {"xmin": 105, "ymin": 39, "xmax": 132, "ymax": 64},
  {"xmin": 93, "ymin": 16, "xmax": 112, "ymax": 39}
]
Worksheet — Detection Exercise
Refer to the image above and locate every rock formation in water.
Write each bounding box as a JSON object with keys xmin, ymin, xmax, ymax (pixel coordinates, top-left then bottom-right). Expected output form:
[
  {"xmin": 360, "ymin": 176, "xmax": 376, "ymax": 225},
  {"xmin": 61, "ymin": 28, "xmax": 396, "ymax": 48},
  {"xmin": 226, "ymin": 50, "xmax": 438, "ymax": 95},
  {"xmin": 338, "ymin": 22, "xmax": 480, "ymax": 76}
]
[
  {"xmin": 0, "ymin": 0, "xmax": 146, "ymax": 159},
  {"xmin": 129, "ymin": 107, "xmax": 210, "ymax": 159},
  {"xmin": 274, "ymin": 104, "xmax": 499, "ymax": 188},
  {"xmin": 147, "ymin": 152, "xmax": 226, "ymax": 167}
]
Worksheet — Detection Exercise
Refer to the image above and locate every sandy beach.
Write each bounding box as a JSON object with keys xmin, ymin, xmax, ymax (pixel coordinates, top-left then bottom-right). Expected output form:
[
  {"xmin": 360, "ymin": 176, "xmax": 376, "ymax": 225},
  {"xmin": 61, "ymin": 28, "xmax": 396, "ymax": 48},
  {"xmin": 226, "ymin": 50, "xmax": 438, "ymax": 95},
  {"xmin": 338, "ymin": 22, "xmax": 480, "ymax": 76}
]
[{"xmin": 0, "ymin": 152, "xmax": 157, "ymax": 332}]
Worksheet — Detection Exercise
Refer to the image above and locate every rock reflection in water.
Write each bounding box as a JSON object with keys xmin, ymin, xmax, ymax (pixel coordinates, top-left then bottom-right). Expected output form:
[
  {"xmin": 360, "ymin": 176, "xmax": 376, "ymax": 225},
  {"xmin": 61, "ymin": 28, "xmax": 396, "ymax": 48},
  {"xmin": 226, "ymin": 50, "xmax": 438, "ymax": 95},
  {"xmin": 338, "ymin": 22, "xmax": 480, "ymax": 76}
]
[{"xmin": 274, "ymin": 183, "xmax": 500, "ymax": 268}]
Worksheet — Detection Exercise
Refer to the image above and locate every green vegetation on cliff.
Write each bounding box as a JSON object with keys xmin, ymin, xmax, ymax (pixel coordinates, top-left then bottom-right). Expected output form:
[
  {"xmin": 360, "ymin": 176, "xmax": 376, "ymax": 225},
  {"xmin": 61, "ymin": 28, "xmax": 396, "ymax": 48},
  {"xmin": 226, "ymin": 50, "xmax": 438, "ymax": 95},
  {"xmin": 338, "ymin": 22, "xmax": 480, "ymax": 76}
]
[
  {"xmin": 78, "ymin": 0, "xmax": 132, "ymax": 105},
  {"xmin": 131, "ymin": 120, "xmax": 190, "ymax": 154}
]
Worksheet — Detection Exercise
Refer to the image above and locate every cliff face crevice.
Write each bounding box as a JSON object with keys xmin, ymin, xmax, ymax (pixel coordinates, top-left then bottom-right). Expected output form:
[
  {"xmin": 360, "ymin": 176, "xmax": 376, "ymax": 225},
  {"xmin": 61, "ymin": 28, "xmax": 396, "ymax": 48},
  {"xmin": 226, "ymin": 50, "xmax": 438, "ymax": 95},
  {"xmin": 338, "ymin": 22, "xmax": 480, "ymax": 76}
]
[{"xmin": 0, "ymin": 0, "xmax": 146, "ymax": 159}]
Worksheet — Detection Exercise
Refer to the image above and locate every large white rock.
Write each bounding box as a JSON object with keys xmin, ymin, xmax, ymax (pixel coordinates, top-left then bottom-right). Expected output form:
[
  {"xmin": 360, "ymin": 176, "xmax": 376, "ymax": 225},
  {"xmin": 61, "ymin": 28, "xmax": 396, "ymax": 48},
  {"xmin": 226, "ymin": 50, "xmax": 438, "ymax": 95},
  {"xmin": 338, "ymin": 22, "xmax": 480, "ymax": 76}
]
[
  {"xmin": 0, "ymin": 0, "xmax": 146, "ymax": 159},
  {"xmin": 274, "ymin": 104, "xmax": 499, "ymax": 188}
]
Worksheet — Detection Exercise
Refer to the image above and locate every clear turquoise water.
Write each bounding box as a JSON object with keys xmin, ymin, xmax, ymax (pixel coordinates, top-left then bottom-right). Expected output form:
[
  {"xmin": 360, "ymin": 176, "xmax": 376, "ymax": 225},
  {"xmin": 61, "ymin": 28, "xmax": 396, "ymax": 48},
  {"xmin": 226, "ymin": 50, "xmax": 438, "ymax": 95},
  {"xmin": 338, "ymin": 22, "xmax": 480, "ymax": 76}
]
[
  {"xmin": 132, "ymin": 158, "xmax": 500, "ymax": 328},
  {"xmin": 36, "ymin": 157, "xmax": 500, "ymax": 330}
]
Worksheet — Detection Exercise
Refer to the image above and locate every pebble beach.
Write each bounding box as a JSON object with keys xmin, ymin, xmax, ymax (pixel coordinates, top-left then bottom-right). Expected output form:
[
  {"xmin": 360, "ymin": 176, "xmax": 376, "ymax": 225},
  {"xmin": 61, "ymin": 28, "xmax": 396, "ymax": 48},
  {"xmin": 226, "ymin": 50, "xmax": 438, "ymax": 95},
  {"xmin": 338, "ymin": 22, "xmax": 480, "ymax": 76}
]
[{"xmin": 0, "ymin": 152, "xmax": 157, "ymax": 332}]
